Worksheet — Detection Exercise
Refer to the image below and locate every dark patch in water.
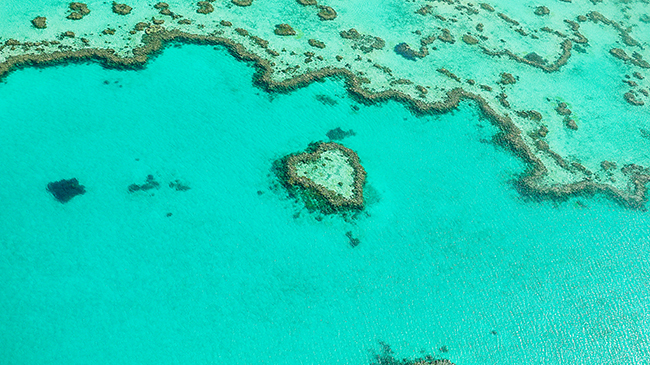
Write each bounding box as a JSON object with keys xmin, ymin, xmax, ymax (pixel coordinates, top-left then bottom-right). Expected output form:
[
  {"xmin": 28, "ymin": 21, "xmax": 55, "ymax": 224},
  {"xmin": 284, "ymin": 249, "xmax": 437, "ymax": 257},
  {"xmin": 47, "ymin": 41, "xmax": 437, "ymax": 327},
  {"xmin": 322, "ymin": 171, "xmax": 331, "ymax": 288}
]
[
  {"xmin": 573, "ymin": 44, "xmax": 587, "ymax": 53},
  {"xmin": 315, "ymin": 94, "xmax": 338, "ymax": 106},
  {"xmin": 326, "ymin": 127, "xmax": 356, "ymax": 140},
  {"xmin": 640, "ymin": 128, "xmax": 650, "ymax": 139},
  {"xmin": 524, "ymin": 52, "xmax": 547, "ymax": 65},
  {"xmin": 128, "ymin": 174, "xmax": 160, "ymax": 192},
  {"xmin": 394, "ymin": 42, "xmax": 419, "ymax": 60},
  {"xmin": 346, "ymin": 231, "xmax": 360, "ymax": 247},
  {"xmin": 47, "ymin": 178, "xmax": 86, "ymax": 203},
  {"xmin": 169, "ymin": 179, "xmax": 190, "ymax": 191}
]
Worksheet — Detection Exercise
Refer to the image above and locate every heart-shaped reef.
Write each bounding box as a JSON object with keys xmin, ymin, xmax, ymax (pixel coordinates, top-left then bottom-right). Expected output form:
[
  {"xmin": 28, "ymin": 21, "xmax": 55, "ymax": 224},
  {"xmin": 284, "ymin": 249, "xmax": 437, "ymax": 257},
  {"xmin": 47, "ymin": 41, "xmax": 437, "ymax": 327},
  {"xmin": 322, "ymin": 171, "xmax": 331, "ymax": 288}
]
[{"xmin": 280, "ymin": 142, "xmax": 366, "ymax": 212}]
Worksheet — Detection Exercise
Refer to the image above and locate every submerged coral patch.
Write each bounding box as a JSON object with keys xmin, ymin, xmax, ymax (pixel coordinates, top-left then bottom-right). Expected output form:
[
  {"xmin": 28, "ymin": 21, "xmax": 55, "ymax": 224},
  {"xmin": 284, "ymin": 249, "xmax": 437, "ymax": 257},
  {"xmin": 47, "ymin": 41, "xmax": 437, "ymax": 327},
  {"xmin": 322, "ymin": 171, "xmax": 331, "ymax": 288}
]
[
  {"xmin": 112, "ymin": 2, "xmax": 132, "ymax": 15},
  {"xmin": 370, "ymin": 342, "xmax": 455, "ymax": 365},
  {"xmin": 31, "ymin": 17, "xmax": 47, "ymax": 29},
  {"xmin": 326, "ymin": 127, "xmax": 355, "ymax": 140},
  {"xmin": 47, "ymin": 178, "xmax": 86, "ymax": 203},
  {"xmin": 128, "ymin": 174, "xmax": 160, "ymax": 193}
]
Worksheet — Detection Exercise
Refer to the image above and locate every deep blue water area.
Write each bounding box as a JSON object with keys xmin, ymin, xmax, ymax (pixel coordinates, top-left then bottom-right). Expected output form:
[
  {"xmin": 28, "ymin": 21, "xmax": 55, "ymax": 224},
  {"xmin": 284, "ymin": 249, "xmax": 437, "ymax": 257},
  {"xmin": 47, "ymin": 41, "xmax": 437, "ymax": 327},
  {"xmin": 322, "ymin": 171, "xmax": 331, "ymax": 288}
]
[{"xmin": 2, "ymin": 44, "xmax": 650, "ymax": 365}]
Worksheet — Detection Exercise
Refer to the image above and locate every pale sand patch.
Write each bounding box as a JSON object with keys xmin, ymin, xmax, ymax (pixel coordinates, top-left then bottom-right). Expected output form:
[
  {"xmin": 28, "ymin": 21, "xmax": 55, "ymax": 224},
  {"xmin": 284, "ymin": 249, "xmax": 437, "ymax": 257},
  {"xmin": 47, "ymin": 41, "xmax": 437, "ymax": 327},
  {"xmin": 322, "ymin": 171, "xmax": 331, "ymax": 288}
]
[{"xmin": 294, "ymin": 149, "xmax": 355, "ymax": 199}]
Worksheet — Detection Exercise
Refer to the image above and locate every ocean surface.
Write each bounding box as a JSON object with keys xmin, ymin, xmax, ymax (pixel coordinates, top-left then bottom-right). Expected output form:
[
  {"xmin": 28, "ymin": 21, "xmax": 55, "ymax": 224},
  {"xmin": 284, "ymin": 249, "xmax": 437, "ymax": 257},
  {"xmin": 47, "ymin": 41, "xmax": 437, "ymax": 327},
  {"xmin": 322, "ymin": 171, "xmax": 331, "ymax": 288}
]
[{"xmin": 2, "ymin": 43, "xmax": 650, "ymax": 365}]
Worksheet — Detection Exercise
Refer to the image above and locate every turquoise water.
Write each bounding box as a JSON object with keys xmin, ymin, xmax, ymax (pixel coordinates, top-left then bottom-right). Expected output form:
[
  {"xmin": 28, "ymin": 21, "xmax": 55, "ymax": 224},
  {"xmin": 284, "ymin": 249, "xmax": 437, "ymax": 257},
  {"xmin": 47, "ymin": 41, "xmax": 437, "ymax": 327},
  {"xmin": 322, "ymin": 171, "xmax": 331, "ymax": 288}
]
[{"xmin": 2, "ymin": 44, "xmax": 650, "ymax": 364}]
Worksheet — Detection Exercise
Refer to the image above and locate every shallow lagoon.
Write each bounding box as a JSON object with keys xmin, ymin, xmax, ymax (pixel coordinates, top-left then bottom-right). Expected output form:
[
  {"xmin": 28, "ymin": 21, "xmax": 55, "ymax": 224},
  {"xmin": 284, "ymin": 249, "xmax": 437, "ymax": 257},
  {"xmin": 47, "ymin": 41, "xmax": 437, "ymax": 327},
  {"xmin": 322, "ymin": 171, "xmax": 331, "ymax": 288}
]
[{"xmin": 1, "ymin": 44, "xmax": 650, "ymax": 365}]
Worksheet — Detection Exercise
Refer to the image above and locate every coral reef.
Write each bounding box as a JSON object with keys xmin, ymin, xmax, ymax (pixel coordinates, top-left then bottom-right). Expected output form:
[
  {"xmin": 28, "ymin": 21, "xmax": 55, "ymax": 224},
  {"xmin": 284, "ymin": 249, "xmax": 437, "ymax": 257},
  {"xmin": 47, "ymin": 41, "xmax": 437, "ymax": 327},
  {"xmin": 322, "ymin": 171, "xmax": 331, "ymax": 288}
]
[
  {"xmin": 112, "ymin": 2, "xmax": 132, "ymax": 15},
  {"xmin": 31, "ymin": 17, "xmax": 47, "ymax": 29},
  {"xmin": 232, "ymin": 0, "xmax": 253, "ymax": 6},
  {"xmin": 197, "ymin": 1, "xmax": 214, "ymax": 14},
  {"xmin": 67, "ymin": 2, "xmax": 90, "ymax": 20},
  {"xmin": 274, "ymin": 24, "xmax": 296, "ymax": 36},
  {"xmin": 308, "ymin": 39, "xmax": 326, "ymax": 49},
  {"xmin": 534, "ymin": 6, "xmax": 550, "ymax": 16},
  {"xmin": 395, "ymin": 43, "xmax": 428, "ymax": 60},
  {"xmin": 317, "ymin": 6, "xmax": 337, "ymax": 21}
]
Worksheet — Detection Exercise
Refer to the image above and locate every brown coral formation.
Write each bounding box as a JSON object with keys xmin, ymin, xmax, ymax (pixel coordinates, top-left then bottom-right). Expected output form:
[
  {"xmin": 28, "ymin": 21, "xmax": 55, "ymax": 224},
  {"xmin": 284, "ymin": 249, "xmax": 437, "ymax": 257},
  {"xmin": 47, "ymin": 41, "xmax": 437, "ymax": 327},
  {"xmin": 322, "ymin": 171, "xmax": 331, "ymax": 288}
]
[
  {"xmin": 67, "ymin": 12, "xmax": 83, "ymax": 20},
  {"xmin": 588, "ymin": 11, "xmax": 639, "ymax": 47},
  {"xmin": 555, "ymin": 102, "xmax": 572, "ymax": 116},
  {"xmin": 624, "ymin": 92, "xmax": 645, "ymax": 106},
  {"xmin": 462, "ymin": 34, "xmax": 478, "ymax": 45},
  {"xmin": 112, "ymin": 2, "xmax": 132, "ymax": 15},
  {"xmin": 437, "ymin": 68, "xmax": 461, "ymax": 82},
  {"xmin": 564, "ymin": 117, "xmax": 578, "ymax": 130},
  {"xmin": 498, "ymin": 12, "xmax": 519, "ymax": 26},
  {"xmin": 197, "ymin": 1, "xmax": 214, "ymax": 14},
  {"xmin": 480, "ymin": 39, "xmax": 572, "ymax": 72},
  {"xmin": 610, "ymin": 48, "xmax": 629, "ymax": 61},
  {"xmin": 438, "ymin": 29, "xmax": 455, "ymax": 43},
  {"xmin": 416, "ymin": 5, "xmax": 432, "ymax": 15},
  {"xmin": 145, "ymin": 24, "xmax": 164, "ymax": 34},
  {"xmin": 340, "ymin": 29, "xmax": 360, "ymax": 39},
  {"xmin": 535, "ymin": 125, "xmax": 549, "ymax": 138},
  {"xmin": 31, "ymin": 17, "xmax": 47, "ymax": 29},
  {"xmin": 281, "ymin": 142, "xmax": 366, "ymax": 211},
  {"xmin": 340, "ymin": 29, "xmax": 384, "ymax": 53},
  {"xmin": 232, "ymin": 0, "xmax": 253, "ymax": 6},
  {"xmin": 499, "ymin": 72, "xmax": 516, "ymax": 85},
  {"xmin": 601, "ymin": 161, "xmax": 617, "ymax": 171},
  {"xmin": 479, "ymin": 3, "xmax": 495, "ymax": 12},
  {"xmin": 308, "ymin": 39, "xmax": 326, "ymax": 49},
  {"xmin": 134, "ymin": 22, "xmax": 149, "ymax": 31},
  {"xmin": 396, "ymin": 43, "xmax": 428, "ymax": 59},
  {"xmin": 274, "ymin": 24, "xmax": 296, "ymax": 36},
  {"xmin": 611, "ymin": 49, "xmax": 650, "ymax": 69},
  {"xmin": 317, "ymin": 6, "xmax": 337, "ymax": 20},
  {"xmin": 534, "ymin": 6, "xmax": 550, "ymax": 16},
  {"xmin": 67, "ymin": 2, "xmax": 90, "ymax": 20}
]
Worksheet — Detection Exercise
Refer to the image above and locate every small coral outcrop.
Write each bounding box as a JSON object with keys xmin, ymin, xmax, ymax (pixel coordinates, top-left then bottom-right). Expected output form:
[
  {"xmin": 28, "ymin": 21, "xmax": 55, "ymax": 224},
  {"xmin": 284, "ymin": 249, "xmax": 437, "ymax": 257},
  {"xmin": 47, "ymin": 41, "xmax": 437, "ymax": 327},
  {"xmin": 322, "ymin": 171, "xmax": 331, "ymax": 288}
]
[
  {"xmin": 31, "ymin": 17, "xmax": 47, "ymax": 29},
  {"xmin": 67, "ymin": 2, "xmax": 90, "ymax": 20},
  {"xmin": 274, "ymin": 23, "xmax": 296, "ymax": 36},
  {"xmin": 112, "ymin": 2, "xmax": 133, "ymax": 15}
]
